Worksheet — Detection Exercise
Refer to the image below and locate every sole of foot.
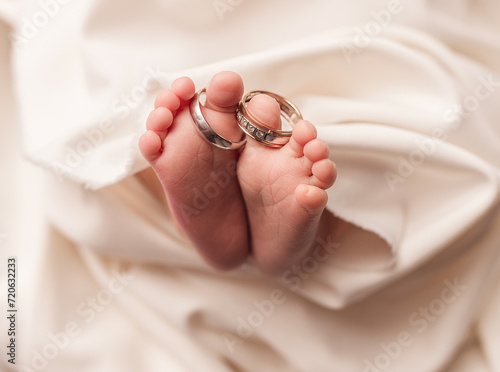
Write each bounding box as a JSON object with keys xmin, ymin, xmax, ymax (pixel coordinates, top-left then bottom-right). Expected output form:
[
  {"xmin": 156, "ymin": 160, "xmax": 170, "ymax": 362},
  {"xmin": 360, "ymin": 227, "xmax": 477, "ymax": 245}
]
[
  {"xmin": 139, "ymin": 72, "xmax": 250, "ymax": 270},
  {"xmin": 237, "ymin": 93, "xmax": 337, "ymax": 275}
]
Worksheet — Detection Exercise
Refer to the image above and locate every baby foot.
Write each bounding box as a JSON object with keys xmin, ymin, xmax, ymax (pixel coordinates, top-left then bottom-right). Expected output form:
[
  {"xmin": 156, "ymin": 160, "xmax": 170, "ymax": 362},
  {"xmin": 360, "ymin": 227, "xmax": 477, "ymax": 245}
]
[
  {"xmin": 139, "ymin": 72, "xmax": 249, "ymax": 270},
  {"xmin": 238, "ymin": 94, "xmax": 337, "ymax": 275}
]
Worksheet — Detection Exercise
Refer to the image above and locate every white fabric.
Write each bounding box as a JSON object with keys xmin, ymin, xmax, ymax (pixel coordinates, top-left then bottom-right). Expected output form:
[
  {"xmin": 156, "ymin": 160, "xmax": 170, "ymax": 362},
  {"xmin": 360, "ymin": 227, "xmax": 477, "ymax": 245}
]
[{"xmin": 2, "ymin": 0, "xmax": 500, "ymax": 371}]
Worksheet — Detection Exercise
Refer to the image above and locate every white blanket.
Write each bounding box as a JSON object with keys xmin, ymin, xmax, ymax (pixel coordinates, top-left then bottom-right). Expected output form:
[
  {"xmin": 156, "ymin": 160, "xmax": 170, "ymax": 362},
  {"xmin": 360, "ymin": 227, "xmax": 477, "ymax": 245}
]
[{"xmin": 2, "ymin": 0, "xmax": 500, "ymax": 371}]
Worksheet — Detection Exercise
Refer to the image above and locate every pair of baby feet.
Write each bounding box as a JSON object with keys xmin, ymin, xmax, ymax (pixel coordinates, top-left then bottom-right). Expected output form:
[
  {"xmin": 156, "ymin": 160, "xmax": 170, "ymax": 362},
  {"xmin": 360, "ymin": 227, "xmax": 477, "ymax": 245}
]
[{"xmin": 139, "ymin": 72, "xmax": 336, "ymax": 275}]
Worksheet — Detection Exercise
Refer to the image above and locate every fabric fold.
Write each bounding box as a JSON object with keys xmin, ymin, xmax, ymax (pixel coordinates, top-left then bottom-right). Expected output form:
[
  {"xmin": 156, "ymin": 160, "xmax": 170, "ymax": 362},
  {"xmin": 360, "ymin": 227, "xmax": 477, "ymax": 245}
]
[{"xmin": 10, "ymin": 0, "xmax": 500, "ymax": 371}]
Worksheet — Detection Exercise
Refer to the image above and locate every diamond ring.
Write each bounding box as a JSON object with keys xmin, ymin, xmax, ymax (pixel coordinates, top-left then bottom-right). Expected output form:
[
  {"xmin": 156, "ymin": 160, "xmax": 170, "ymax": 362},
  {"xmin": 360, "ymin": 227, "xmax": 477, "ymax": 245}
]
[{"xmin": 236, "ymin": 91, "xmax": 303, "ymax": 148}]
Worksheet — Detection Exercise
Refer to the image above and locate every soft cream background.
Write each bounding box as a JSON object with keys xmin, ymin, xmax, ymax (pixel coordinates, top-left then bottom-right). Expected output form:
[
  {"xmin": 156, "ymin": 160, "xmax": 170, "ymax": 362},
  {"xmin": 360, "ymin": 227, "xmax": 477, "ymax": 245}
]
[{"xmin": 1, "ymin": 1, "xmax": 500, "ymax": 371}]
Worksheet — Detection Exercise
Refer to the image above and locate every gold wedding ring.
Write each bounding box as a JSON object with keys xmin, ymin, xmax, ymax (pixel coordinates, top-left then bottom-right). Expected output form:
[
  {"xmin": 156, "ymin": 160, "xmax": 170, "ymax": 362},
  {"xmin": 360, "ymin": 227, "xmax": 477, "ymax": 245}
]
[{"xmin": 236, "ymin": 91, "xmax": 303, "ymax": 148}]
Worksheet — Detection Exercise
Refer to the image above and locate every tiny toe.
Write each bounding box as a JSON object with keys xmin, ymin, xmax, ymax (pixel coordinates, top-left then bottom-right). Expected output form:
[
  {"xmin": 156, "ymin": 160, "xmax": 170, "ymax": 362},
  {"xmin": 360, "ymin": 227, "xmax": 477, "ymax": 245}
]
[
  {"xmin": 303, "ymin": 139, "xmax": 330, "ymax": 162},
  {"xmin": 154, "ymin": 90, "xmax": 181, "ymax": 111},
  {"xmin": 139, "ymin": 130, "xmax": 163, "ymax": 162},
  {"xmin": 146, "ymin": 107, "xmax": 173, "ymax": 137},
  {"xmin": 171, "ymin": 77, "xmax": 196, "ymax": 101},
  {"xmin": 295, "ymin": 184, "xmax": 328, "ymax": 212},
  {"xmin": 200, "ymin": 71, "xmax": 245, "ymax": 142},
  {"xmin": 205, "ymin": 71, "xmax": 244, "ymax": 112},
  {"xmin": 312, "ymin": 158, "xmax": 337, "ymax": 188},
  {"xmin": 246, "ymin": 94, "xmax": 281, "ymax": 130},
  {"xmin": 288, "ymin": 120, "xmax": 317, "ymax": 155}
]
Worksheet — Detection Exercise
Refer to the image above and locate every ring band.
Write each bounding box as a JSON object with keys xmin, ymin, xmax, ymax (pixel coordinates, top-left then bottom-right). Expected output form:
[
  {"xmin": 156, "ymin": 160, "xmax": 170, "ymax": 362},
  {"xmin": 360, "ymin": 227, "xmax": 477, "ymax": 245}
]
[
  {"xmin": 189, "ymin": 88, "xmax": 246, "ymax": 151},
  {"xmin": 236, "ymin": 91, "xmax": 303, "ymax": 148}
]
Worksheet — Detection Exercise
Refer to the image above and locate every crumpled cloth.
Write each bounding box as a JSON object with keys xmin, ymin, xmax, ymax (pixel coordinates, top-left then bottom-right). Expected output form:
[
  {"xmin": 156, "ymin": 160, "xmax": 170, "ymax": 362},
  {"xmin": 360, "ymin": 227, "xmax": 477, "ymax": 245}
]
[{"xmin": 3, "ymin": 0, "xmax": 500, "ymax": 371}]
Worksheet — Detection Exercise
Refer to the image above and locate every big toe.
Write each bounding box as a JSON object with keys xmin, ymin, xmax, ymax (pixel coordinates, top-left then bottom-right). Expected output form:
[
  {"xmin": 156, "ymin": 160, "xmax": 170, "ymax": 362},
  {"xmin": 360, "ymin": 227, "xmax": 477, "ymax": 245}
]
[
  {"xmin": 246, "ymin": 94, "xmax": 281, "ymax": 131},
  {"xmin": 205, "ymin": 71, "xmax": 244, "ymax": 112},
  {"xmin": 201, "ymin": 71, "xmax": 245, "ymax": 142}
]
